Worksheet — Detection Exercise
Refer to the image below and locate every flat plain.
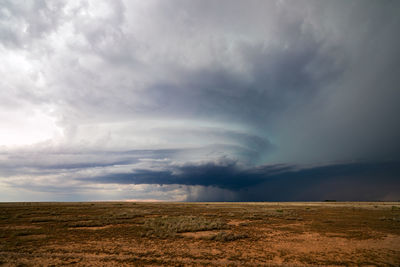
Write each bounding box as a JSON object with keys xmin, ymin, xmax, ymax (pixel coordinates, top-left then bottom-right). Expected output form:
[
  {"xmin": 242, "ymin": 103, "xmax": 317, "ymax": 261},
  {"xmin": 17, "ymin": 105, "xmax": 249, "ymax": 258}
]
[{"xmin": 0, "ymin": 202, "xmax": 399, "ymax": 266}]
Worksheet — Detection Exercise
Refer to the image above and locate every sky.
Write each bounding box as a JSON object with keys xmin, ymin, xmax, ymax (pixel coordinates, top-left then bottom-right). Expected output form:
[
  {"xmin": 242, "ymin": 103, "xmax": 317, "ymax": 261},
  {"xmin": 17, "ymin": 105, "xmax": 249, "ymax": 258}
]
[{"xmin": 1, "ymin": 0, "xmax": 399, "ymax": 201}]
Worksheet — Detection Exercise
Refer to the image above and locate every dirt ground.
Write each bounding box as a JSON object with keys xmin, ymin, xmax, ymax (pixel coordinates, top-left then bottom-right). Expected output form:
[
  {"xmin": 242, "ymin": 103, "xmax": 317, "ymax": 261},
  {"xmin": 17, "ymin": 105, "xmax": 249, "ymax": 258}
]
[{"xmin": 0, "ymin": 202, "xmax": 399, "ymax": 266}]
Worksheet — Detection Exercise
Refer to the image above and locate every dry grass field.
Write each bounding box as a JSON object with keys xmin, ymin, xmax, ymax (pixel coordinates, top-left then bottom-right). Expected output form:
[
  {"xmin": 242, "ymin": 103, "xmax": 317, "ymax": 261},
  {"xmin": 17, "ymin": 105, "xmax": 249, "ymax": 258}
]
[{"xmin": 0, "ymin": 202, "xmax": 399, "ymax": 266}]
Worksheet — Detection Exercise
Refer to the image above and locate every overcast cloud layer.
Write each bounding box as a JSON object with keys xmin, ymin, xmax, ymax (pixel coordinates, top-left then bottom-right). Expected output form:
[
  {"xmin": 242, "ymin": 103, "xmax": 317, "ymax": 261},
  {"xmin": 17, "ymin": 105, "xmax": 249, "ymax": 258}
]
[{"xmin": 1, "ymin": 0, "xmax": 399, "ymax": 201}]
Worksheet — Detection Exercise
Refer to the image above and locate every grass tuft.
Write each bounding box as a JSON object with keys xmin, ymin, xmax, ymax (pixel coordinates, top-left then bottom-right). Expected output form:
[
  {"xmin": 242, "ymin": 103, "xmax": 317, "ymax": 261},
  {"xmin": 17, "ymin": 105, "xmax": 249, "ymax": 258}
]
[{"xmin": 207, "ymin": 231, "xmax": 248, "ymax": 242}]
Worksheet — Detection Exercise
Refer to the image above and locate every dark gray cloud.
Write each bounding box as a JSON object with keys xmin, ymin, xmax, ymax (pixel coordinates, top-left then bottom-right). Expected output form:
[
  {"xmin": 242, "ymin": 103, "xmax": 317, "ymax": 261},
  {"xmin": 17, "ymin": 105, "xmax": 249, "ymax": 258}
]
[{"xmin": 84, "ymin": 160, "xmax": 400, "ymax": 201}]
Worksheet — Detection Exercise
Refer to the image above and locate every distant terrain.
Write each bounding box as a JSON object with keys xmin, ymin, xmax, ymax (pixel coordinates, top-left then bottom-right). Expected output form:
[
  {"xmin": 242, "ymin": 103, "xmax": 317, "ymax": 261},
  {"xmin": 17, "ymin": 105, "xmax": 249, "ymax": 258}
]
[{"xmin": 1, "ymin": 202, "xmax": 399, "ymax": 266}]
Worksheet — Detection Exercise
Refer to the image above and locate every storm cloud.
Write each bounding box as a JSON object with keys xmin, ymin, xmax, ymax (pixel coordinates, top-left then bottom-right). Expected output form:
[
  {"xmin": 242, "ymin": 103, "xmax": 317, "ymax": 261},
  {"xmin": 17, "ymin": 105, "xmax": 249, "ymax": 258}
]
[
  {"xmin": 0, "ymin": 0, "xmax": 399, "ymax": 201},
  {"xmin": 85, "ymin": 160, "xmax": 400, "ymax": 201}
]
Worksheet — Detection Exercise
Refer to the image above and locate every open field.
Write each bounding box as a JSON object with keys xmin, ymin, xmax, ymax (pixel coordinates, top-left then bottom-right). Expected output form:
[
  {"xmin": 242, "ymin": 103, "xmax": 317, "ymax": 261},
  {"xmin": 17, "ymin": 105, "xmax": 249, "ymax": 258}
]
[{"xmin": 1, "ymin": 202, "xmax": 399, "ymax": 266}]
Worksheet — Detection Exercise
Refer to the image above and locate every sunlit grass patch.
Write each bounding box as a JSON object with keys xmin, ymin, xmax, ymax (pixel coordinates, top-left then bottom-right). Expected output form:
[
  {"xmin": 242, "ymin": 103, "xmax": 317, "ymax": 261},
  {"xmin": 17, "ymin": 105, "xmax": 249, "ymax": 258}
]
[{"xmin": 142, "ymin": 216, "xmax": 226, "ymax": 238}]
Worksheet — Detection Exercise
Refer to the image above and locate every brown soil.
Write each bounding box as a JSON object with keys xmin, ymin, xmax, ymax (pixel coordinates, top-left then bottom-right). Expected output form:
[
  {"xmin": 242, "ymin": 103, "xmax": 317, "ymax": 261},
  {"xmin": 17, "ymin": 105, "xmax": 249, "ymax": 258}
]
[
  {"xmin": 180, "ymin": 230, "xmax": 220, "ymax": 238},
  {"xmin": 227, "ymin": 219, "xmax": 251, "ymax": 226},
  {"xmin": 0, "ymin": 202, "xmax": 399, "ymax": 266}
]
